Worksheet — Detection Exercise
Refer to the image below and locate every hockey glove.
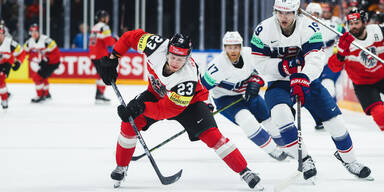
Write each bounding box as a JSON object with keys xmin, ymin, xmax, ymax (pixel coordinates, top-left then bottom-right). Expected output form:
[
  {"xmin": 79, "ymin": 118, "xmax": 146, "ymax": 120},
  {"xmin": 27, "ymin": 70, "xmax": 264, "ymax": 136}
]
[
  {"xmin": 117, "ymin": 98, "xmax": 146, "ymax": 122},
  {"xmin": 12, "ymin": 61, "xmax": 21, "ymax": 71},
  {"xmin": 0, "ymin": 62, "xmax": 11, "ymax": 76},
  {"xmin": 290, "ymin": 73, "xmax": 310, "ymax": 106},
  {"xmin": 337, "ymin": 32, "xmax": 354, "ymax": 57},
  {"xmin": 205, "ymin": 102, "xmax": 215, "ymax": 112},
  {"xmin": 278, "ymin": 57, "xmax": 304, "ymax": 77},
  {"xmin": 244, "ymin": 75, "xmax": 265, "ymax": 102},
  {"xmin": 99, "ymin": 56, "xmax": 119, "ymax": 85}
]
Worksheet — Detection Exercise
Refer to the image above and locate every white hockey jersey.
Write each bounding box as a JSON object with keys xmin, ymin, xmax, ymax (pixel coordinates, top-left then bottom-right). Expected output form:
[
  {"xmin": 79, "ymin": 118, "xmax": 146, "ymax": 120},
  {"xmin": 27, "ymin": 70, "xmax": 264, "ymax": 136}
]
[
  {"xmin": 320, "ymin": 19, "xmax": 345, "ymax": 61},
  {"xmin": 201, "ymin": 47, "xmax": 259, "ymax": 99},
  {"xmin": 251, "ymin": 15, "xmax": 326, "ymax": 83},
  {"xmin": 0, "ymin": 36, "xmax": 23, "ymax": 63}
]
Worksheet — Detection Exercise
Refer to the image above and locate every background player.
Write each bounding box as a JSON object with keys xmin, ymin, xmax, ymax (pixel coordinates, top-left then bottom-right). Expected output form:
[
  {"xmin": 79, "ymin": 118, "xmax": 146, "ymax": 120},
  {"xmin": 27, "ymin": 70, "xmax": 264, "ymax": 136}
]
[
  {"xmin": 201, "ymin": 31, "xmax": 289, "ymax": 161},
  {"xmin": 24, "ymin": 24, "xmax": 60, "ymax": 103},
  {"xmin": 89, "ymin": 10, "xmax": 116, "ymax": 104},
  {"xmin": 328, "ymin": 7, "xmax": 384, "ymax": 131}
]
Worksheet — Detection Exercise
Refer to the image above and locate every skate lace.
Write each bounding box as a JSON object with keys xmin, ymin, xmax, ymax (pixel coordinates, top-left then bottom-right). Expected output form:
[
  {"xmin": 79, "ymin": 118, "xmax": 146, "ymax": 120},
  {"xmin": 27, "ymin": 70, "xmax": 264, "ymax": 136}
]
[
  {"xmin": 345, "ymin": 161, "xmax": 364, "ymax": 174},
  {"xmin": 114, "ymin": 166, "xmax": 128, "ymax": 174},
  {"xmin": 303, "ymin": 157, "xmax": 316, "ymax": 171}
]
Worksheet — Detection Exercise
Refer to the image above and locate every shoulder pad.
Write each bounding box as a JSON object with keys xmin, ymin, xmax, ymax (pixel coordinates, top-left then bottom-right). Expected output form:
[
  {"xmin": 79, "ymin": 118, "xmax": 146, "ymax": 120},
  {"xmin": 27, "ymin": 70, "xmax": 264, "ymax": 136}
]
[{"xmin": 140, "ymin": 34, "xmax": 166, "ymax": 56}]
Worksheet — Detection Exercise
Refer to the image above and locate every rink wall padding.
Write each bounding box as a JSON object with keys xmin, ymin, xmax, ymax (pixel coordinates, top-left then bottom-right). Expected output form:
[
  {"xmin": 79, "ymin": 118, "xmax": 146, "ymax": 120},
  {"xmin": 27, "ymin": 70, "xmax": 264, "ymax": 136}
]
[{"xmin": 6, "ymin": 49, "xmax": 363, "ymax": 112}]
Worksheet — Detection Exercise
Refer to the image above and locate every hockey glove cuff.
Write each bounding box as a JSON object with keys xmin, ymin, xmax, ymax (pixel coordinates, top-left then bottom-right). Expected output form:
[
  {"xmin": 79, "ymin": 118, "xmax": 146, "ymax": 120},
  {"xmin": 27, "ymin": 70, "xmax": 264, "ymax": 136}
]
[
  {"xmin": 99, "ymin": 56, "xmax": 119, "ymax": 85},
  {"xmin": 290, "ymin": 73, "xmax": 310, "ymax": 106}
]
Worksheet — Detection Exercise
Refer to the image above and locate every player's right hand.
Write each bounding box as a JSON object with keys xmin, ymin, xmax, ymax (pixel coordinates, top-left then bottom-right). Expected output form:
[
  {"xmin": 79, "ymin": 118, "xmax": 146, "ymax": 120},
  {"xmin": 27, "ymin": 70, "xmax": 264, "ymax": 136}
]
[
  {"xmin": 278, "ymin": 57, "xmax": 304, "ymax": 77},
  {"xmin": 117, "ymin": 99, "xmax": 146, "ymax": 122},
  {"xmin": 337, "ymin": 32, "xmax": 354, "ymax": 57},
  {"xmin": 99, "ymin": 56, "xmax": 118, "ymax": 85}
]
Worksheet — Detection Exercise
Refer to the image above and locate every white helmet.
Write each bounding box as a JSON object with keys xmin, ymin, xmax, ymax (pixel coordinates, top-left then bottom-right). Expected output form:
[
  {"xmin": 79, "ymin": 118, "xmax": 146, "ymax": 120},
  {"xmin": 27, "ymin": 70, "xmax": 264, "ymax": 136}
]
[
  {"xmin": 305, "ymin": 3, "xmax": 322, "ymax": 16},
  {"xmin": 222, "ymin": 31, "xmax": 243, "ymax": 47},
  {"xmin": 274, "ymin": 0, "xmax": 300, "ymax": 12}
]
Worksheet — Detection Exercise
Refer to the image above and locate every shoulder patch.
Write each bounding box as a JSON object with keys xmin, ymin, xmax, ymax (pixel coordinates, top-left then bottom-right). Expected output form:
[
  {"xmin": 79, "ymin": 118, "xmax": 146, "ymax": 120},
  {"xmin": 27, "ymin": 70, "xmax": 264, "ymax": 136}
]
[
  {"xmin": 137, "ymin": 33, "xmax": 153, "ymax": 52},
  {"xmin": 309, "ymin": 32, "xmax": 323, "ymax": 43},
  {"xmin": 251, "ymin": 34, "xmax": 264, "ymax": 49}
]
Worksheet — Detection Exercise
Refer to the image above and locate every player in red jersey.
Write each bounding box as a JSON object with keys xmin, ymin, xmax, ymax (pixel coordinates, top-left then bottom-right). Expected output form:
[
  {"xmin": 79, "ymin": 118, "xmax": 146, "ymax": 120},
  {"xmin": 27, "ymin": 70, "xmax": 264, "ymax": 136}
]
[
  {"xmin": 98, "ymin": 29, "xmax": 264, "ymax": 190},
  {"xmin": 89, "ymin": 10, "xmax": 116, "ymax": 104},
  {"xmin": 24, "ymin": 24, "xmax": 61, "ymax": 103},
  {"xmin": 329, "ymin": 7, "xmax": 384, "ymax": 131},
  {"xmin": 0, "ymin": 25, "xmax": 25, "ymax": 109}
]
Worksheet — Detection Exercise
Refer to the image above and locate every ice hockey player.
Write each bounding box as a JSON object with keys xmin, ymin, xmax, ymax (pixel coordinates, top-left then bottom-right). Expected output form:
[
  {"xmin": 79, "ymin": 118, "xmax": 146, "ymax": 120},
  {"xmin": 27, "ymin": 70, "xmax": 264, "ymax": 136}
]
[
  {"xmin": 201, "ymin": 31, "xmax": 288, "ymax": 161},
  {"xmin": 328, "ymin": 7, "xmax": 384, "ymax": 131},
  {"xmin": 0, "ymin": 25, "xmax": 25, "ymax": 109},
  {"xmin": 98, "ymin": 29, "xmax": 264, "ymax": 190},
  {"xmin": 251, "ymin": 0, "xmax": 371, "ymax": 181},
  {"xmin": 305, "ymin": 2, "xmax": 346, "ymax": 130},
  {"xmin": 24, "ymin": 23, "xmax": 61, "ymax": 103},
  {"xmin": 89, "ymin": 10, "xmax": 116, "ymax": 104}
]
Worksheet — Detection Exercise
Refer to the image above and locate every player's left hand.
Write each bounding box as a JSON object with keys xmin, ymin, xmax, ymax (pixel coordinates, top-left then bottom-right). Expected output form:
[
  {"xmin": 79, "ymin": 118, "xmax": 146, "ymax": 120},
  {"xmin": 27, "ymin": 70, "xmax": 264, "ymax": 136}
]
[
  {"xmin": 245, "ymin": 75, "xmax": 264, "ymax": 102},
  {"xmin": 12, "ymin": 61, "xmax": 21, "ymax": 71},
  {"xmin": 289, "ymin": 73, "xmax": 310, "ymax": 106},
  {"xmin": 117, "ymin": 98, "xmax": 146, "ymax": 122}
]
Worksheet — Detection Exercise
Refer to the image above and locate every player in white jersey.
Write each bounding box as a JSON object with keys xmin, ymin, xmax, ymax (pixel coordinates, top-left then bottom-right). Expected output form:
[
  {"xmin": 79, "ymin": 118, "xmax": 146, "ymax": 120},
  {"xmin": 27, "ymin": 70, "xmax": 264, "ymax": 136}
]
[
  {"xmin": 201, "ymin": 31, "xmax": 289, "ymax": 161},
  {"xmin": 0, "ymin": 25, "xmax": 25, "ymax": 109},
  {"xmin": 305, "ymin": 2, "xmax": 346, "ymax": 130},
  {"xmin": 98, "ymin": 29, "xmax": 264, "ymax": 190},
  {"xmin": 251, "ymin": 0, "xmax": 371, "ymax": 180}
]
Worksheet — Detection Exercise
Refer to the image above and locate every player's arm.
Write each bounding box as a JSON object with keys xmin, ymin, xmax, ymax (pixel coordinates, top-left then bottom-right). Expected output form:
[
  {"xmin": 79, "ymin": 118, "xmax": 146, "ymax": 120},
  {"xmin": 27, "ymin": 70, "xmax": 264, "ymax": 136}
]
[
  {"xmin": 143, "ymin": 81, "xmax": 198, "ymax": 120},
  {"xmin": 300, "ymin": 22, "xmax": 325, "ymax": 82},
  {"xmin": 100, "ymin": 25, "xmax": 116, "ymax": 46},
  {"xmin": 42, "ymin": 37, "xmax": 61, "ymax": 63},
  {"xmin": 250, "ymin": 25, "xmax": 282, "ymax": 81},
  {"xmin": 200, "ymin": 57, "xmax": 225, "ymax": 90},
  {"xmin": 10, "ymin": 40, "xmax": 25, "ymax": 70}
]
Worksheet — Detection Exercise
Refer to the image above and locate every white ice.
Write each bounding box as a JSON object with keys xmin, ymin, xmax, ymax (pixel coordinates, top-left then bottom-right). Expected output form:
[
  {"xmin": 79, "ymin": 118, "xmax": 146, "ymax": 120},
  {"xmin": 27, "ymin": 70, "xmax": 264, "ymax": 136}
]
[{"xmin": 1, "ymin": 84, "xmax": 383, "ymax": 192}]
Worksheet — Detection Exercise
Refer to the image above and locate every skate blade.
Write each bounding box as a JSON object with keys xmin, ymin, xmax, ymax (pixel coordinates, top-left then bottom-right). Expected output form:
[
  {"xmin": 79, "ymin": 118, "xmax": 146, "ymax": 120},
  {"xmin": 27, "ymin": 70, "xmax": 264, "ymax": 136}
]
[
  {"xmin": 362, "ymin": 176, "xmax": 374, "ymax": 181},
  {"xmin": 113, "ymin": 181, "xmax": 122, "ymax": 188},
  {"xmin": 254, "ymin": 184, "xmax": 264, "ymax": 191},
  {"xmin": 95, "ymin": 100, "xmax": 111, "ymax": 105}
]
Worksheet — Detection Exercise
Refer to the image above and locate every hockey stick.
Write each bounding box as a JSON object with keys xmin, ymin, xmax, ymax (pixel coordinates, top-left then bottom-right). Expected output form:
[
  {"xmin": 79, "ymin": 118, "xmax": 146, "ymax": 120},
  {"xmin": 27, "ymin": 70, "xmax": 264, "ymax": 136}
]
[
  {"xmin": 111, "ymin": 82, "xmax": 182, "ymax": 185},
  {"xmin": 274, "ymin": 95, "xmax": 303, "ymax": 192},
  {"xmin": 300, "ymin": 8, "xmax": 384, "ymax": 65},
  {"xmin": 131, "ymin": 97, "xmax": 244, "ymax": 161}
]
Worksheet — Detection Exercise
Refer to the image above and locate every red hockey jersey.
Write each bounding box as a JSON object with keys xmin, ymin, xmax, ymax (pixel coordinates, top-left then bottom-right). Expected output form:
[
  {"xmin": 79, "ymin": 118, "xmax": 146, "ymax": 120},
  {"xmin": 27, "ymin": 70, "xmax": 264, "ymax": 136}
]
[
  {"xmin": 329, "ymin": 24, "xmax": 384, "ymax": 85},
  {"xmin": 89, "ymin": 22, "xmax": 116, "ymax": 60},
  {"xmin": 24, "ymin": 34, "xmax": 60, "ymax": 64},
  {"xmin": 112, "ymin": 29, "xmax": 209, "ymax": 120}
]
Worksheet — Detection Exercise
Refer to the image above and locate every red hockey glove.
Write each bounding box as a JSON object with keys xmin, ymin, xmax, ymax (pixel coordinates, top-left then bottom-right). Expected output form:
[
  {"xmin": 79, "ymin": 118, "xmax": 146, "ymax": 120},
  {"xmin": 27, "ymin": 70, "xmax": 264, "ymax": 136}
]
[
  {"xmin": 245, "ymin": 75, "xmax": 264, "ymax": 102},
  {"xmin": 278, "ymin": 57, "xmax": 304, "ymax": 77},
  {"xmin": 117, "ymin": 98, "xmax": 146, "ymax": 122},
  {"xmin": 290, "ymin": 73, "xmax": 310, "ymax": 106},
  {"xmin": 337, "ymin": 32, "xmax": 354, "ymax": 57}
]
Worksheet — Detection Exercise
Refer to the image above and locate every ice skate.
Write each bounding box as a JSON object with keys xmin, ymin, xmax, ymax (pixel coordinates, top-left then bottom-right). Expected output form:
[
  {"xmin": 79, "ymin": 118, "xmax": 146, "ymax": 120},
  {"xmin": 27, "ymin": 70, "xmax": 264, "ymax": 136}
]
[
  {"xmin": 268, "ymin": 148, "xmax": 289, "ymax": 161},
  {"xmin": 45, "ymin": 93, "xmax": 52, "ymax": 100},
  {"xmin": 334, "ymin": 151, "xmax": 374, "ymax": 181},
  {"xmin": 111, "ymin": 166, "xmax": 128, "ymax": 188},
  {"xmin": 31, "ymin": 96, "xmax": 45, "ymax": 103},
  {"xmin": 302, "ymin": 155, "xmax": 317, "ymax": 182},
  {"xmin": 240, "ymin": 168, "xmax": 264, "ymax": 191},
  {"xmin": 95, "ymin": 90, "xmax": 110, "ymax": 104},
  {"xmin": 314, "ymin": 123, "xmax": 324, "ymax": 130},
  {"xmin": 1, "ymin": 100, "xmax": 8, "ymax": 109}
]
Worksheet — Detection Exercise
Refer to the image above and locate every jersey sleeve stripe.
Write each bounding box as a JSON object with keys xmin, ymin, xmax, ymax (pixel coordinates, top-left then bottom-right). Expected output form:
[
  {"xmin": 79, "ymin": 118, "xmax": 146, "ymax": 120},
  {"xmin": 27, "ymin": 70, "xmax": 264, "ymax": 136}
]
[{"xmin": 302, "ymin": 41, "xmax": 323, "ymax": 56}]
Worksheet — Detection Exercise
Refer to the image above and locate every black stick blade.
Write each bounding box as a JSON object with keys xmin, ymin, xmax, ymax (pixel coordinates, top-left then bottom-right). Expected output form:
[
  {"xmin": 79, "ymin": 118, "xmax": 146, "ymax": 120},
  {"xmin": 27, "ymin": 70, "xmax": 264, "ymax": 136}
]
[{"xmin": 160, "ymin": 169, "xmax": 183, "ymax": 185}]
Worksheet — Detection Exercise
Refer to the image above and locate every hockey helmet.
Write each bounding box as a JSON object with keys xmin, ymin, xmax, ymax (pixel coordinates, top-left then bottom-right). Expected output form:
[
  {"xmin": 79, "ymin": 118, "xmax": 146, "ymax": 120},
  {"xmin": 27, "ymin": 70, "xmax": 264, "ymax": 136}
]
[
  {"xmin": 29, "ymin": 23, "xmax": 39, "ymax": 32},
  {"xmin": 347, "ymin": 7, "xmax": 368, "ymax": 24},
  {"xmin": 222, "ymin": 31, "xmax": 243, "ymax": 47},
  {"xmin": 305, "ymin": 3, "xmax": 323, "ymax": 16},
  {"xmin": 168, "ymin": 33, "xmax": 192, "ymax": 57},
  {"xmin": 95, "ymin": 10, "xmax": 109, "ymax": 21},
  {"xmin": 274, "ymin": 0, "xmax": 300, "ymax": 12}
]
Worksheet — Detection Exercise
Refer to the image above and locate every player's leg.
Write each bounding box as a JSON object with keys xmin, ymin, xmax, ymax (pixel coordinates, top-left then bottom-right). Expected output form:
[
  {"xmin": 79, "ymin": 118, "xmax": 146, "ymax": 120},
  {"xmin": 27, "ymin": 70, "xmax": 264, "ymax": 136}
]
[
  {"xmin": 31, "ymin": 73, "xmax": 46, "ymax": 103},
  {"xmin": 265, "ymin": 81, "xmax": 316, "ymax": 180},
  {"xmin": 307, "ymin": 80, "xmax": 371, "ymax": 178},
  {"xmin": 354, "ymin": 81, "xmax": 384, "ymax": 131},
  {"xmin": 93, "ymin": 59, "xmax": 110, "ymax": 103},
  {"xmin": 176, "ymin": 101, "xmax": 263, "ymax": 189},
  {"xmin": 214, "ymin": 95, "xmax": 287, "ymax": 161},
  {"xmin": 43, "ymin": 78, "xmax": 51, "ymax": 99},
  {"xmin": 0, "ymin": 73, "xmax": 8, "ymax": 109}
]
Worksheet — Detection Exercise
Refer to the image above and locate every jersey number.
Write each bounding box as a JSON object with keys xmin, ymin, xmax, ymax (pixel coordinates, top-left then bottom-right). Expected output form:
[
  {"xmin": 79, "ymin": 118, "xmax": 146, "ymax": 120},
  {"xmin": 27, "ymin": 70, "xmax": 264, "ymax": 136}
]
[
  {"xmin": 177, "ymin": 82, "xmax": 194, "ymax": 96},
  {"xmin": 308, "ymin": 22, "xmax": 320, "ymax": 32},
  {"xmin": 146, "ymin": 36, "xmax": 164, "ymax": 50},
  {"xmin": 207, "ymin": 64, "xmax": 219, "ymax": 75}
]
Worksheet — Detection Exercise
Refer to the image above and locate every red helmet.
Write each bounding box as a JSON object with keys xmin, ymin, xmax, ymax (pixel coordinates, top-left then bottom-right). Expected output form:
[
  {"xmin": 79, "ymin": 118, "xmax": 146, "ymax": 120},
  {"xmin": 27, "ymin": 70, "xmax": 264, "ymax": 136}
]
[
  {"xmin": 29, "ymin": 23, "xmax": 39, "ymax": 32},
  {"xmin": 347, "ymin": 7, "xmax": 368, "ymax": 24}
]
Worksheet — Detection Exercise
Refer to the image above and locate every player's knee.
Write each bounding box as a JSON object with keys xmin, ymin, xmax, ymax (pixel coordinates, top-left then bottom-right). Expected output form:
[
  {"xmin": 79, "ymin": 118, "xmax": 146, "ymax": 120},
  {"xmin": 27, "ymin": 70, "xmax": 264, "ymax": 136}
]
[
  {"xmin": 321, "ymin": 78, "xmax": 336, "ymax": 97},
  {"xmin": 323, "ymin": 115, "xmax": 348, "ymax": 137},
  {"xmin": 271, "ymin": 104, "xmax": 294, "ymax": 128},
  {"xmin": 32, "ymin": 73, "xmax": 44, "ymax": 84},
  {"xmin": 235, "ymin": 109, "xmax": 262, "ymax": 137},
  {"xmin": 371, "ymin": 104, "xmax": 384, "ymax": 131}
]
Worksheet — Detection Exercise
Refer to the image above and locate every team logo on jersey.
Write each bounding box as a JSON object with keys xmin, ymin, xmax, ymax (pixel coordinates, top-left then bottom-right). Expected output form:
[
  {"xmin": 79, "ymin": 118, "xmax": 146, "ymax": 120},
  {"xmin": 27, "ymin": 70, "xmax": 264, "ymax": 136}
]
[
  {"xmin": 271, "ymin": 46, "xmax": 301, "ymax": 59},
  {"xmin": 360, "ymin": 47, "xmax": 378, "ymax": 69},
  {"xmin": 149, "ymin": 74, "xmax": 167, "ymax": 98}
]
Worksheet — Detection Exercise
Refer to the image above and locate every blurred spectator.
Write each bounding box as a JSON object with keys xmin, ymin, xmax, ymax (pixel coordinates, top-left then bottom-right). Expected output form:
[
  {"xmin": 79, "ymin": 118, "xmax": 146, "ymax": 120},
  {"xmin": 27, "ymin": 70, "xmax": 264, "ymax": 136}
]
[{"xmin": 72, "ymin": 23, "xmax": 89, "ymax": 48}]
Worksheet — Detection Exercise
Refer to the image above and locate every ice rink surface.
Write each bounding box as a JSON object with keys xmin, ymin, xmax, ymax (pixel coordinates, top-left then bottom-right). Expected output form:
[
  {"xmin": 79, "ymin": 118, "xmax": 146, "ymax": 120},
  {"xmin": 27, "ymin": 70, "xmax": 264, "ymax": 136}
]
[{"xmin": 1, "ymin": 84, "xmax": 383, "ymax": 192}]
